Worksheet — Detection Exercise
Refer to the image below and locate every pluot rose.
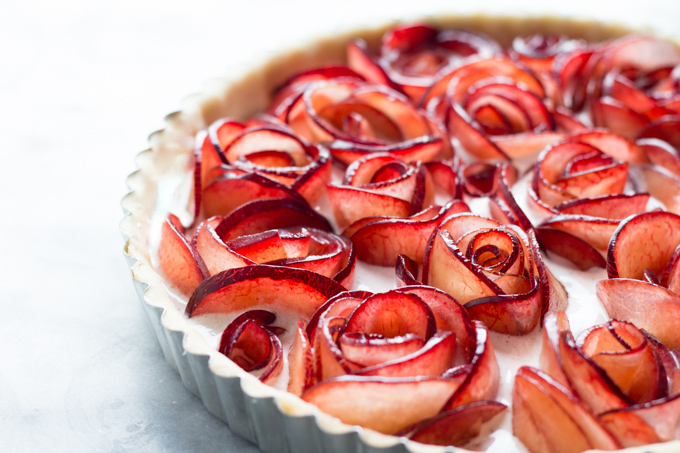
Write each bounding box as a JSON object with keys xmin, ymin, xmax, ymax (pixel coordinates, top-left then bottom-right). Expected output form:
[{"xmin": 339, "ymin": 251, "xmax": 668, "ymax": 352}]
[{"xmin": 513, "ymin": 312, "xmax": 680, "ymax": 453}]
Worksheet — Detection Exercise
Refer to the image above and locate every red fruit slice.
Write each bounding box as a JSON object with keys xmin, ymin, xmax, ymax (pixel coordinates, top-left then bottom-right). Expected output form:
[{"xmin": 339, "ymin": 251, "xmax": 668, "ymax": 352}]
[
  {"xmin": 460, "ymin": 162, "xmax": 502, "ymax": 198},
  {"xmin": 446, "ymin": 102, "xmax": 509, "ymax": 160},
  {"xmin": 222, "ymin": 126, "xmax": 305, "ymax": 163},
  {"xmin": 554, "ymin": 193, "xmax": 649, "ymax": 219},
  {"xmin": 600, "ymin": 392, "xmax": 680, "ymax": 446},
  {"xmin": 220, "ymin": 319, "xmax": 273, "ymax": 371},
  {"xmin": 591, "ymin": 97, "xmax": 649, "ymax": 139},
  {"xmin": 346, "ymin": 200, "xmax": 471, "ymax": 266},
  {"xmin": 300, "ymin": 376, "xmax": 463, "ymax": 435},
  {"xmin": 202, "ymin": 170, "xmax": 306, "ymax": 218},
  {"xmin": 599, "ymin": 409, "xmax": 661, "ymax": 447},
  {"xmin": 288, "ymin": 320, "xmax": 315, "ymax": 396},
  {"xmin": 269, "ymin": 66, "xmax": 366, "ymax": 118},
  {"xmin": 217, "ymin": 309, "xmax": 278, "ymax": 355},
  {"xmin": 344, "ymin": 291, "xmax": 436, "ymax": 340},
  {"xmin": 314, "ymin": 316, "xmax": 361, "ymax": 381},
  {"xmin": 557, "ymin": 323, "xmax": 632, "ymax": 414},
  {"xmin": 606, "ymin": 210, "xmax": 680, "ymax": 279},
  {"xmin": 305, "ymin": 290, "xmax": 371, "ymax": 343},
  {"xmin": 597, "ymin": 279, "xmax": 680, "ymax": 349},
  {"xmin": 490, "ymin": 163, "xmax": 533, "ymax": 231},
  {"xmin": 425, "ymin": 57, "xmax": 545, "ymax": 107},
  {"xmin": 407, "ymin": 401, "xmax": 507, "ymax": 447},
  {"xmin": 629, "ymin": 165, "xmax": 680, "ymax": 214},
  {"xmin": 638, "ymin": 116, "xmax": 680, "ymax": 150},
  {"xmin": 423, "ymin": 214, "xmax": 502, "ymax": 303},
  {"xmin": 639, "ymin": 138, "xmax": 680, "ymax": 178},
  {"xmin": 536, "ymin": 226, "xmax": 607, "ymax": 270},
  {"xmin": 539, "ymin": 312, "xmax": 571, "ymax": 388},
  {"xmin": 158, "ymin": 216, "xmax": 209, "ymax": 296},
  {"xmin": 395, "ymin": 286, "xmax": 476, "ymax": 364},
  {"xmin": 326, "ymin": 185, "xmax": 411, "ymax": 229},
  {"xmin": 396, "ymin": 255, "xmax": 421, "ymax": 287},
  {"xmin": 214, "ymin": 198, "xmax": 332, "ymax": 242},
  {"xmin": 185, "ymin": 265, "xmax": 345, "ymax": 318},
  {"xmin": 445, "ymin": 321, "xmax": 500, "ymax": 409},
  {"xmin": 347, "ymin": 40, "xmax": 396, "ymax": 89},
  {"xmin": 193, "ymin": 221, "xmax": 254, "ymax": 276},
  {"xmin": 328, "ymin": 135, "xmax": 445, "ymax": 166},
  {"xmin": 464, "ymin": 283, "xmax": 543, "ymax": 336},
  {"xmin": 512, "ymin": 367, "xmax": 621, "ymax": 453},
  {"xmin": 338, "ymin": 333, "xmax": 425, "ymax": 367},
  {"xmin": 568, "ymin": 130, "xmax": 648, "ymax": 164},
  {"xmin": 580, "ymin": 320, "xmax": 665, "ymax": 404},
  {"xmin": 539, "ymin": 214, "xmax": 619, "ymax": 254},
  {"xmin": 355, "ymin": 331, "xmax": 456, "ymax": 378}
]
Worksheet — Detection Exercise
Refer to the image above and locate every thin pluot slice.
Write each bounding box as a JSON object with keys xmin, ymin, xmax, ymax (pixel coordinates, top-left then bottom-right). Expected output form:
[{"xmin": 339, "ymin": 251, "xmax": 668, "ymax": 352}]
[
  {"xmin": 214, "ymin": 198, "xmax": 332, "ymax": 242},
  {"xmin": 301, "ymin": 376, "xmax": 463, "ymax": 435},
  {"xmin": 606, "ymin": 211, "xmax": 680, "ymax": 279},
  {"xmin": 186, "ymin": 265, "xmax": 345, "ymax": 318},
  {"xmin": 512, "ymin": 366, "xmax": 621, "ymax": 453},
  {"xmin": 407, "ymin": 401, "xmax": 507, "ymax": 447},
  {"xmin": 597, "ymin": 279, "xmax": 680, "ymax": 349},
  {"xmin": 158, "ymin": 216, "xmax": 209, "ymax": 297}
]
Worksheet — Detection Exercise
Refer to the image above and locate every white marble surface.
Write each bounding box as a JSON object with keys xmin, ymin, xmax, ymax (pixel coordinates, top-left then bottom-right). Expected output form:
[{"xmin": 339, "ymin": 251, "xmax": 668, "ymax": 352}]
[{"xmin": 1, "ymin": 1, "xmax": 679, "ymax": 452}]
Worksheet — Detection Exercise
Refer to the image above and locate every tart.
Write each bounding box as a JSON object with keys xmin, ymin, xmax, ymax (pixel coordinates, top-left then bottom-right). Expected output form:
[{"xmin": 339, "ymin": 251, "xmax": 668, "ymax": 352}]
[{"xmin": 121, "ymin": 13, "xmax": 680, "ymax": 453}]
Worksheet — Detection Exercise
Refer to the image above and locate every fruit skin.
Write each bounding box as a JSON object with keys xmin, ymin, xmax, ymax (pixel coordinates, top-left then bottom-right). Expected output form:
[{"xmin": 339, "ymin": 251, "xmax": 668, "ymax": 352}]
[
  {"xmin": 185, "ymin": 265, "xmax": 345, "ymax": 318},
  {"xmin": 421, "ymin": 213, "xmax": 566, "ymax": 335},
  {"xmin": 405, "ymin": 400, "xmax": 507, "ymax": 447},
  {"xmin": 158, "ymin": 215, "xmax": 209, "ymax": 297},
  {"xmin": 300, "ymin": 375, "xmax": 464, "ymax": 435},
  {"xmin": 597, "ymin": 211, "xmax": 680, "ymax": 348},
  {"xmin": 513, "ymin": 366, "xmax": 621, "ymax": 453},
  {"xmin": 530, "ymin": 312, "xmax": 680, "ymax": 451}
]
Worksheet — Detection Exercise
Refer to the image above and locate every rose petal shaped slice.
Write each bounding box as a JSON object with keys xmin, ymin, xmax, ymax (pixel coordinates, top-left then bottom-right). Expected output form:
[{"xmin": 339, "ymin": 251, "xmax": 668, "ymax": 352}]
[
  {"xmin": 396, "ymin": 285, "xmax": 476, "ymax": 364},
  {"xmin": 536, "ymin": 226, "xmax": 607, "ymax": 270},
  {"xmin": 464, "ymin": 283, "xmax": 543, "ymax": 336},
  {"xmin": 639, "ymin": 138, "xmax": 680, "ymax": 178},
  {"xmin": 288, "ymin": 320, "xmax": 315, "ymax": 396},
  {"xmin": 568, "ymin": 130, "xmax": 648, "ymax": 164},
  {"xmin": 513, "ymin": 367, "xmax": 621, "ymax": 453},
  {"xmin": 591, "ymin": 97, "xmax": 649, "ymax": 139},
  {"xmin": 158, "ymin": 216, "xmax": 209, "ymax": 296},
  {"xmin": 186, "ymin": 265, "xmax": 345, "ymax": 318},
  {"xmin": 407, "ymin": 401, "xmax": 507, "ymax": 447},
  {"xmin": 347, "ymin": 200, "xmax": 471, "ymax": 266},
  {"xmin": 597, "ymin": 279, "xmax": 680, "ymax": 349},
  {"xmin": 347, "ymin": 39, "xmax": 398, "ymax": 91},
  {"xmin": 554, "ymin": 193, "xmax": 650, "ymax": 219},
  {"xmin": 326, "ymin": 185, "xmax": 411, "ymax": 229},
  {"xmin": 214, "ymin": 198, "xmax": 332, "ymax": 242},
  {"xmin": 638, "ymin": 115, "xmax": 680, "ymax": 150},
  {"xmin": 339, "ymin": 333, "xmax": 425, "ymax": 367},
  {"xmin": 607, "ymin": 210, "xmax": 680, "ymax": 279},
  {"xmin": 445, "ymin": 321, "xmax": 500, "ymax": 409},
  {"xmin": 328, "ymin": 135, "xmax": 444, "ymax": 166},
  {"xmin": 301, "ymin": 375, "xmax": 462, "ymax": 435},
  {"xmin": 540, "ymin": 214, "xmax": 619, "ymax": 253},
  {"xmin": 629, "ymin": 165, "xmax": 680, "ymax": 214},
  {"xmin": 344, "ymin": 291, "xmax": 436, "ymax": 340},
  {"xmin": 581, "ymin": 320, "xmax": 666, "ymax": 404},
  {"xmin": 446, "ymin": 102, "xmax": 509, "ymax": 161},
  {"xmin": 202, "ymin": 171, "xmax": 305, "ymax": 218},
  {"xmin": 355, "ymin": 331, "xmax": 456, "ymax": 378},
  {"xmin": 221, "ymin": 318, "xmax": 273, "ymax": 371},
  {"xmin": 557, "ymin": 325, "xmax": 632, "ymax": 414},
  {"xmin": 193, "ymin": 221, "xmax": 254, "ymax": 276},
  {"xmin": 217, "ymin": 309, "xmax": 277, "ymax": 356}
]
